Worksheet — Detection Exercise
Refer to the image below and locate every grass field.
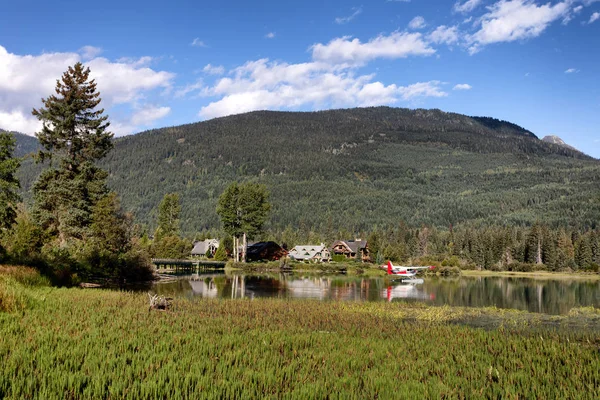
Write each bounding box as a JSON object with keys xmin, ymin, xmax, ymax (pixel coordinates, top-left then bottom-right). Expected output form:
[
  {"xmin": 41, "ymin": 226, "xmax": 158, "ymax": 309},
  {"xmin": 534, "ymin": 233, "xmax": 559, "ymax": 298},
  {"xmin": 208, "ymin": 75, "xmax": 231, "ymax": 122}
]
[{"xmin": 1, "ymin": 266, "xmax": 599, "ymax": 399}]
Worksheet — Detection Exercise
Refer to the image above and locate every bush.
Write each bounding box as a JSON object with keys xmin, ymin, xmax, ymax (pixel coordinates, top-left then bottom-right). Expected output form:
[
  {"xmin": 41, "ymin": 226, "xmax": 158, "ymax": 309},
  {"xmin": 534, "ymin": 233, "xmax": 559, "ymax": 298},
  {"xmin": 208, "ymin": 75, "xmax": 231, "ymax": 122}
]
[
  {"xmin": 1, "ymin": 209, "xmax": 45, "ymax": 265},
  {"xmin": 438, "ymin": 266, "xmax": 461, "ymax": 276},
  {"xmin": 505, "ymin": 262, "xmax": 543, "ymax": 272},
  {"xmin": 441, "ymin": 256, "xmax": 461, "ymax": 268},
  {"xmin": 151, "ymin": 235, "xmax": 192, "ymax": 259},
  {"xmin": 332, "ymin": 254, "xmax": 346, "ymax": 262}
]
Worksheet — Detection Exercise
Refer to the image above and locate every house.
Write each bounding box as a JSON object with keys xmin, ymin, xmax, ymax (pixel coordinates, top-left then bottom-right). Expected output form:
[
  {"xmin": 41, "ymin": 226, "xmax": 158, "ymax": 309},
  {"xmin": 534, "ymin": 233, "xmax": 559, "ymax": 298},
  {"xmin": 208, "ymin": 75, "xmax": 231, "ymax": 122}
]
[
  {"xmin": 191, "ymin": 239, "xmax": 220, "ymax": 257},
  {"xmin": 330, "ymin": 239, "xmax": 369, "ymax": 262},
  {"xmin": 288, "ymin": 244, "xmax": 332, "ymax": 263},
  {"xmin": 246, "ymin": 241, "xmax": 288, "ymax": 262}
]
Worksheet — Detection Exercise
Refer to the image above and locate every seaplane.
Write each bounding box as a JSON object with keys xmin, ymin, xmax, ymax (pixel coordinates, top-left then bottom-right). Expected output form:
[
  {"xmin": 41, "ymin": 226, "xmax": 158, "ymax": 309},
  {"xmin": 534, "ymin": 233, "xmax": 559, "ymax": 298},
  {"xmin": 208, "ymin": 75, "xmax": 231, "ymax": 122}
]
[{"xmin": 385, "ymin": 261, "xmax": 435, "ymax": 279}]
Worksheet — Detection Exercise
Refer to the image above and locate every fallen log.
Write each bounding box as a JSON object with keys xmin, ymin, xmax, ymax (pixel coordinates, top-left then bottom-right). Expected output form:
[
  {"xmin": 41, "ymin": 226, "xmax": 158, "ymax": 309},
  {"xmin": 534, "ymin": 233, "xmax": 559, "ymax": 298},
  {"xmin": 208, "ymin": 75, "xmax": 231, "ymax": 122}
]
[{"xmin": 148, "ymin": 293, "xmax": 172, "ymax": 311}]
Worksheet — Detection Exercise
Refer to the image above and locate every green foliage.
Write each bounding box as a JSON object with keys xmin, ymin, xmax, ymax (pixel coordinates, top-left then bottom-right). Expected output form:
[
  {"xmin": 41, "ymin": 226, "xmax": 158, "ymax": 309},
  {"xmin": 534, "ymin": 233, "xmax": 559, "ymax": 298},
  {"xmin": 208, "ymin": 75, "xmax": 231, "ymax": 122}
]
[
  {"xmin": 151, "ymin": 235, "xmax": 191, "ymax": 259},
  {"xmin": 1, "ymin": 207, "xmax": 44, "ymax": 265},
  {"xmin": 31, "ymin": 62, "xmax": 113, "ymax": 168},
  {"xmin": 0, "ymin": 132, "xmax": 21, "ymax": 230},
  {"xmin": 77, "ymin": 192, "xmax": 153, "ymax": 282},
  {"xmin": 156, "ymin": 192, "xmax": 181, "ymax": 239},
  {"xmin": 32, "ymin": 163, "xmax": 109, "ymax": 243},
  {"xmin": 217, "ymin": 182, "xmax": 270, "ymax": 239},
  {"xmin": 213, "ymin": 245, "xmax": 228, "ymax": 261}
]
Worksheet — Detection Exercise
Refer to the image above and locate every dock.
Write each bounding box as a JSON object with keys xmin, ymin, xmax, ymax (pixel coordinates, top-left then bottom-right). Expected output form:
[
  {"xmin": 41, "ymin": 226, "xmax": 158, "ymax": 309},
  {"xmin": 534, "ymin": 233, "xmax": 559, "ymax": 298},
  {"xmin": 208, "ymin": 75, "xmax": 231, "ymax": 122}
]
[{"xmin": 151, "ymin": 258, "xmax": 226, "ymax": 273}]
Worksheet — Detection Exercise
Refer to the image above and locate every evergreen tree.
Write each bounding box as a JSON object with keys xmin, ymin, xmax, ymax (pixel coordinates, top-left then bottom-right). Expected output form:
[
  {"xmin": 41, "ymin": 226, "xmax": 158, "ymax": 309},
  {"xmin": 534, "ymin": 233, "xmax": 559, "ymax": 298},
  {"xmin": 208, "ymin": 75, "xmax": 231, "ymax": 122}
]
[
  {"xmin": 555, "ymin": 229, "xmax": 575, "ymax": 270},
  {"xmin": 32, "ymin": 62, "xmax": 113, "ymax": 170},
  {"xmin": 213, "ymin": 245, "xmax": 228, "ymax": 261},
  {"xmin": 0, "ymin": 132, "xmax": 21, "ymax": 230},
  {"xmin": 156, "ymin": 193, "xmax": 181, "ymax": 239},
  {"xmin": 31, "ymin": 63, "xmax": 113, "ymax": 245},
  {"xmin": 33, "ymin": 163, "xmax": 108, "ymax": 243},
  {"xmin": 575, "ymin": 235, "xmax": 593, "ymax": 270}
]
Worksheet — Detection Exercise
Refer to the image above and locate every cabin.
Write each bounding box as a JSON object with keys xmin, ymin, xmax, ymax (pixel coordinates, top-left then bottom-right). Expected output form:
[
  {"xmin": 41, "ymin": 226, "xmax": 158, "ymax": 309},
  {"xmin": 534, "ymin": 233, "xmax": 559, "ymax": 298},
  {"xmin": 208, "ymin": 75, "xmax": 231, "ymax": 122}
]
[
  {"xmin": 191, "ymin": 239, "xmax": 220, "ymax": 257},
  {"xmin": 330, "ymin": 239, "xmax": 369, "ymax": 262},
  {"xmin": 246, "ymin": 241, "xmax": 288, "ymax": 262},
  {"xmin": 288, "ymin": 244, "xmax": 331, "ymax": 263}
]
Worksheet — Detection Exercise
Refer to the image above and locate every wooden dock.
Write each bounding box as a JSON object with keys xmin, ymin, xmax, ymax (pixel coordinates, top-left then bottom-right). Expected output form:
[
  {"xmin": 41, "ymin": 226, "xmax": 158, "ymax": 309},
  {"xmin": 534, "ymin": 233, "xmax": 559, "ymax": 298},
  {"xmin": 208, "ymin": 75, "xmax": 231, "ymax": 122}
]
[{"xmin": 151, "ymin": 258, "xmax": 226, "ymax": 272}]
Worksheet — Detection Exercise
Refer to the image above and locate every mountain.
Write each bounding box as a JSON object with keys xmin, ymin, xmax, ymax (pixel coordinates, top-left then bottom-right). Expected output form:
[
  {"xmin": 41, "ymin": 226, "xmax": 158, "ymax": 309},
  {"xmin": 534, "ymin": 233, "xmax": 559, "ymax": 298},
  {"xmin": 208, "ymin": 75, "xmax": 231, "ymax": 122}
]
[
  {"xmin": 1, "ymin": 130, "xmax": 41, "ymax": 157},
  {"xmin": 12, "ymin": 107, "xmax": 600, "ymax": 234},
  {"xmin": 542, "ymin": 135, "xmax": 579, "ymax": 152}
]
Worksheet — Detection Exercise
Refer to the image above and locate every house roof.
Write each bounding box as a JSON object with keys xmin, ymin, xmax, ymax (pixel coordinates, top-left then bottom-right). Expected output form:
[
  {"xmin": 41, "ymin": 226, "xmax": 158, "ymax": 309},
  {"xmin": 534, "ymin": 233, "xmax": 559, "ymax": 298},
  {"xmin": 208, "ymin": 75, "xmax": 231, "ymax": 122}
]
[
  {"xmin": 246, "ymin": 241, "xmax": 287, "ymax": 261},
  {"xmin": 191, "ymin": 239, "xmax": 219, "ymax": 255},
  {"xmin": 289, "ymin": 245, "xmax": 330, "ymax": 261},
  {"xmin": 331, "ymin": 240, "xmax": 367, "ymax": 253}
]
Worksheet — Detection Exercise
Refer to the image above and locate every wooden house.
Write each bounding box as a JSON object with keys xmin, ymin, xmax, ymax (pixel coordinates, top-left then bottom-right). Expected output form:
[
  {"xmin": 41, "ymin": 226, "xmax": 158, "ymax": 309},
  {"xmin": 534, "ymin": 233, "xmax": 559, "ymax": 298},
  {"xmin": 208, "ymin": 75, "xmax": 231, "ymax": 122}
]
[
  {"xmin": 330, "ymin": 239, "xmax": 369, "ymax": 262},
  {"xmin": 288, "ymin": 245, "xmax": 331, "ymax": 263},
  {"xmin": 246, "ymin": 241, "xmax": 288, "ymax": 262}
]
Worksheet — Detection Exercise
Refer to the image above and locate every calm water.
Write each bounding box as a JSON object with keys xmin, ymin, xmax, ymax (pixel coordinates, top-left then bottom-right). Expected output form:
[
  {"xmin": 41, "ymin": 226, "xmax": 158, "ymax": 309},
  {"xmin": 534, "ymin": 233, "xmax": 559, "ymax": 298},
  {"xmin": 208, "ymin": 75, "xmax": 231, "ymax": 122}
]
[{"xmin": 149, "ymin": 272, "xmax": 600, "ymax": 315}]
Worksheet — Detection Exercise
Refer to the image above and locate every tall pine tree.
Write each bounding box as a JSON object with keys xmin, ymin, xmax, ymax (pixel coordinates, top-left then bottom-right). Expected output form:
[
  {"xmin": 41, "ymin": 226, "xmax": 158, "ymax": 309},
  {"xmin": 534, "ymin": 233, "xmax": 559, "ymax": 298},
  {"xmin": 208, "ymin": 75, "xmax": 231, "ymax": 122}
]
[
  {"xmin": 31, "ymin": 63, "xmax": 113, "ymax": 245},
  {"xmin": 0, "ymin": 132, "xmax": 21, "ymax": 230},
  {"xmin": 32, "ymin": 63, "xmax": 113, "ymax": 170}
]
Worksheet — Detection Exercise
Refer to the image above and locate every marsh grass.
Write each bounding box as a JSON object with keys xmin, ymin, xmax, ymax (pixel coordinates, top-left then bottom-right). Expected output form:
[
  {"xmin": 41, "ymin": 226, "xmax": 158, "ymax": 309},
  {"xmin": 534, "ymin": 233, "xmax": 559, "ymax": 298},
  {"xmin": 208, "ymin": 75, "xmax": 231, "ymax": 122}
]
[
  {"xmin": 0, "ymin": 266, "xmax": 50, "ymax": 312},
  {"xmin": 1, "ymin": 267, "xmax": 599, "ymax": 399}
]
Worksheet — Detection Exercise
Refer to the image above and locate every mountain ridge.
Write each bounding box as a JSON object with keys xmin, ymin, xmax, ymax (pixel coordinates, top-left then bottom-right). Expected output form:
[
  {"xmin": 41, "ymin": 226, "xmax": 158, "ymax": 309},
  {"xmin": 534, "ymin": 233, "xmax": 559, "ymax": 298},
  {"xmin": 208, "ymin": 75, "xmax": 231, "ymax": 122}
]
[{"xmin": 9, "ymin": 107, "xmax": 600, "ymax": 234}]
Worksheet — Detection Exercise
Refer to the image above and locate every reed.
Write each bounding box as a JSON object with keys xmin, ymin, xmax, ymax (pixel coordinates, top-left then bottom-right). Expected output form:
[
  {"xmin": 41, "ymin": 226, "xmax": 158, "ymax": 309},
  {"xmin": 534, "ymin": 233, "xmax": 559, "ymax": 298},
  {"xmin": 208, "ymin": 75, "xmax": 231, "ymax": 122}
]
[{"xmin": 1, "ymin": 268, "xmax": 598, "ymax": 399}]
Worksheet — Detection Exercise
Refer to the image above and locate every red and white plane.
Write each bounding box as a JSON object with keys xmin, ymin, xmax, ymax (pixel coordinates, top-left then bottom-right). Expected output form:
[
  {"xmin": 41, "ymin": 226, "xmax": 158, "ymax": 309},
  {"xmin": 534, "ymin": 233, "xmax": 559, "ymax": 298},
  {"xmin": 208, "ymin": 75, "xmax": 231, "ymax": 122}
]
[{"xmin": 385, "ymin": 261, "xmax": 435, "ymax": 277}]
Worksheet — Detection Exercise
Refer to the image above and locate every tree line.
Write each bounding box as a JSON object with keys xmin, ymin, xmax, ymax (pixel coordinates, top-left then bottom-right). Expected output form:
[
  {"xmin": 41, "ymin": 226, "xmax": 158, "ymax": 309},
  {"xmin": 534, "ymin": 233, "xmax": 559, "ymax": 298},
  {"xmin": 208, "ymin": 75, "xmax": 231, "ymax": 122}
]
[
  {"xmin": 1, "ymin": 64, "xmax": 599, "ymax": 283},
  {"xmin": 13, "ymin": 103, "xmax": 600, "ymax": 236}
]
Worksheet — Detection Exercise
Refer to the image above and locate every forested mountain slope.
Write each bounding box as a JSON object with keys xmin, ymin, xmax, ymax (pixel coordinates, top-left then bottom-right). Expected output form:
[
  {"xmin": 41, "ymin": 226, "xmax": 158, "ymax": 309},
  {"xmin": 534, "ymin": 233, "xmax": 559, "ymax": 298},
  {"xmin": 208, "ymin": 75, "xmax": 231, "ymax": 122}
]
[
  {"xmin": 1, "ymin": 131, "xmax": 41, "ymax": 157},
  {"xmin": 12, "ymin": 107, "xmax": 600, "ymax": 235}
]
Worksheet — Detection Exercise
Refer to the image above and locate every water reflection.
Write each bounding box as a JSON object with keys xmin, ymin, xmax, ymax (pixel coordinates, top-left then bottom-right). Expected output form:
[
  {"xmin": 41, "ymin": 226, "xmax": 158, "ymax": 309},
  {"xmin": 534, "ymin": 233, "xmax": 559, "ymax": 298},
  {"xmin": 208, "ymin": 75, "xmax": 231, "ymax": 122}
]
[{"xmin": 150, "ymin": 272, "xmax": 600, "ymax": 315}]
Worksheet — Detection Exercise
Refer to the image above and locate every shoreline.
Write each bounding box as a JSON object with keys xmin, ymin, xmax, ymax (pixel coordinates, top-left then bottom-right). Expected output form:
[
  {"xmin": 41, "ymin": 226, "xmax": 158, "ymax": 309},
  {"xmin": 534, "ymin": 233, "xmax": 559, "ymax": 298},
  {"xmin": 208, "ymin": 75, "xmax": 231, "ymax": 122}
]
[{"xmin": 461, "ymin": 269, "xmax": 600, "ymax": 280}]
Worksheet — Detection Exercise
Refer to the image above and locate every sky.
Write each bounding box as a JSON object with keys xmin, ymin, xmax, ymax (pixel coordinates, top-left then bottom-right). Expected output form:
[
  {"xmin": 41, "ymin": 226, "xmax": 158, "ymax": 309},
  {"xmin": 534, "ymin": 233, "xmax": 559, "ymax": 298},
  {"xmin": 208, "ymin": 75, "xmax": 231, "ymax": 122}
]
[{"xmin": 1, "ymin": 0, "xmax": 599, "ymax": 157}]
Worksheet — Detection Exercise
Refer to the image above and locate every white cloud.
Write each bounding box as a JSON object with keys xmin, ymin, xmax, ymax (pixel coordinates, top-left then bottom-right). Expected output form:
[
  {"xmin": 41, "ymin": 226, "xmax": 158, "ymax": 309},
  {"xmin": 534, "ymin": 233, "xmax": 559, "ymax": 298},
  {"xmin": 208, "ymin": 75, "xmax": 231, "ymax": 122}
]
[
  {"xmin": 203, "ymin": 64, "xmax": 225, "ymax": 75},
  {"xmin": 573, "ymin": 5, "xmax": 583, "ymax": 13},
  {"xmin": 564, "ymin": 68, "xmax": 579, "ymax": 73},
  {"xmin": 590, "ymin": 12, "xmax": 600, "ymax": 23},
  {"xmin": 191, "ymin": 38, "xmax": 207, "ymax": 47},
  {"xmin": 453, "ymin": 83, "xmax": 472, "ymax": 90},
  {"xmin": 467, "ymin": 0, "xmax": 571, "ymax": 54},
  {"xmin": 454, "ymin": 0, "xmax": 483, "ymax": 14},
  {"xmin": 175, "ymin": 80, "xmax": 204, "ymax": 98},
  {"xmin": 130, "ymin": 105, "xmax": 171, "ymax": 126},
  {"xmin": 399, "ymin": 81, "xmax": 448, "ymax": 100},
  {"xmin": 86, "ymin": 57, "xmax": 174, "ymax": 105},
  {"xmin": 0, "ymin": 45, "xmax": 174, "ymax": 136},
  {"xmin": 311, "ymin": 32, "xmax": 435, "ymax": 65},
  {"xmin": 79, "ymin": 45, "xmax": 102, "ymax": 60},
  {"xmin": 335, "ymin": 7, "xmax": 363, "ymax": 24},
  {"xmin": 115, "ymin": 56, "xmax": 154, "ymax": 68},
  {"xmin": 408, "ymin": 16, "xmax": 427, "ymax": 30},
  {"xmin": 195, "ymin": 59, "xmax": 447, "ymax": 119},
  {"xmin": 0, "ymin": 109, "xmax": 42, "ymax": 133},
  {"xmin": 428, "ymin": 25, "xmax": 460, "ymax": 45},
  {"xmin": 265, "ymin": 32, "xmax": 276, "ymax": 39}
]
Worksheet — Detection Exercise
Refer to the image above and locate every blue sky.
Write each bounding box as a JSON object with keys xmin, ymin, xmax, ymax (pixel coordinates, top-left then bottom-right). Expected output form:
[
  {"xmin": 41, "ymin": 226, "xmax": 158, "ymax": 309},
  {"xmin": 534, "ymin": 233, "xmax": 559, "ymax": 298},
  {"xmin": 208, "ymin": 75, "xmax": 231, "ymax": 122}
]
[{"xmin": 1, "ymin": 0, "xmax": 599, "ymax": 157}]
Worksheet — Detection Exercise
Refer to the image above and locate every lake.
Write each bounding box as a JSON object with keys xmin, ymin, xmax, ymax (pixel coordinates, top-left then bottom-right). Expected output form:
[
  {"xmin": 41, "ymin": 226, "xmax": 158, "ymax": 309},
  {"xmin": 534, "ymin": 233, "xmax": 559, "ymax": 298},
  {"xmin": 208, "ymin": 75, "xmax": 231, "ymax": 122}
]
[{"xmin": 149, "ymin": 272, "xmax": 600, "ymax": 315}]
